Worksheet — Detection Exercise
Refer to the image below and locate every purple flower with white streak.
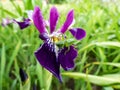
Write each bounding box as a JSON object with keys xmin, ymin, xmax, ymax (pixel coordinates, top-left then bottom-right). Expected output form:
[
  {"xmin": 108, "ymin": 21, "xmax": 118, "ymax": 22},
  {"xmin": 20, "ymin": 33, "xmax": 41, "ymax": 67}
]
[
  {"xmin": 13, "ymin": 10, "xmax": 49, "ymax": 30},
  {"xmin": 33, "ymin": 6, "xmax": 86, "ymax": 82},
  {"xmin": 1, "ymin": 11, "xmax": 33, "ymax": 29},
  {"xmin": 14, "ymin": 18, "xmax": 32, "ymax": 29},
  {"xmin": 14, "ymin": 10, "xmax": 33, "ymax": 29}
]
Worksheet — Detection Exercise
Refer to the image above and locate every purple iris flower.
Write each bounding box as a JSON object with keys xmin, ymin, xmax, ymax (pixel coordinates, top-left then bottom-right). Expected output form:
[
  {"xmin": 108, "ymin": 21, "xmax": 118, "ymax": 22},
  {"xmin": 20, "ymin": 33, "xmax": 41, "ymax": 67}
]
[
  {"xmin": 32, "ymin": 6, "xmax": 86, "ymax": 82},
  {"xmin": 14, "ymin": 18, "xmax": 32, "ymax": 29},
  {"xmin": 14, "ymin": 10, "xmax": 33, "ymax": 29},
  {"xmin": 1, "ymin": 17, "xmax": 31, "ymax": 29},
  {"xmin": 13, "ymin": 10, "xmax": 49, "ymax": 30}
]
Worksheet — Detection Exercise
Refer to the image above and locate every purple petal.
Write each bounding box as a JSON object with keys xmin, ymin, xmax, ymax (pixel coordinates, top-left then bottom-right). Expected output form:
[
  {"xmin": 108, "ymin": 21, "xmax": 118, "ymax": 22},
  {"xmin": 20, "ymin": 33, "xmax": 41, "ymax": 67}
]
[
  {"xmin": 32, "ymin": 6, "xmax": 47, "ymax": 34},
  {"xmin": 58, "ymin": 46, "xmax": 77, "ymax": 71},
  {"xmin": 14, "ymin": 18, "xmax": 31, "ymax": 29},
  {"xmin": 59, "ymin": 10, "xmax": 74, "ymax": 34},
  {"xmin": 69, "ymin": 28, "xmax": 86, "ymax": 40},
  {"xmin": 35, "ymin": 40, "xmax": 62, "ymax": 82},
  {"xmin": 39, "ymin": 33, "xmax": 49, "ymax": 41},
  {"xmin": 50, "ymin": 6, "xmax": 59, "ymax": 33}
]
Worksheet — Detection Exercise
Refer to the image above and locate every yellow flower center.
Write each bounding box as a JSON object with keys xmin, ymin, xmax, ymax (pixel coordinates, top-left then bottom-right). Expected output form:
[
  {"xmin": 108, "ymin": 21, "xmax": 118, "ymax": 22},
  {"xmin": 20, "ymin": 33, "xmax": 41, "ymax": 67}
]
[{"xmin": 51, "ymin": 35, "xmax": 63, "ymax": 43}]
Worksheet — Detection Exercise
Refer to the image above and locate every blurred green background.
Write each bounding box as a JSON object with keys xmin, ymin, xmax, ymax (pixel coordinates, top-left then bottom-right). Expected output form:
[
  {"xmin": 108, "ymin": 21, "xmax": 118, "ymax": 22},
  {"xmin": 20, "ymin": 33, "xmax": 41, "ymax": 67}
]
[{"xmin": 1, "ymin": 0, "xmax": 120, "ymax": 90}]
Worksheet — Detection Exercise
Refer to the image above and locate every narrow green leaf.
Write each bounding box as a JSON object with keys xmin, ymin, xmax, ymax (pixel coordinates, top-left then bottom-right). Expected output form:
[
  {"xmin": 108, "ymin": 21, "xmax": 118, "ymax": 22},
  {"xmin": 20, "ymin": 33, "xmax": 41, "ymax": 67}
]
[
  {"xmin": 36, "ymin": 62, "xmax": 52, "ymax": 90},
  {"xmin": 10, "ymin": 1, "xmax": 23, "ymax": 16},
  {"xmin": 14, "ymin": 59, "xmax": 19, "ymax": 75},
  {"xmin": 89, "ymin": 62, "xmax": 120, "ymax": 68},
  {"xmin": 0, "ymin": 44, "xmax": 6, "ymax": 90},
  {"xmin": 62, "ymin": 72, "xmax": 120, "ymax": 86},
  {"xmin": 6, "ymin": 41, "xmax": 21, "ymax": 74},
  {"xmin": 95, "ymin": 42, "xmax": 120, "ymax": 47},
  {"xmin": 103, "ymin": 87, "xmax": 114, "ymax": 90},
  {"xmin": 79, "ymin": 50, "xmax": 87, "ymax": 72},
  {"xmin": 79, "ymin": 42, "xmax": 120, "ymax": 53},
  {"xmin": 78, "ymin": 43, "xmax": 94, "ymax": 53},
  {"xmin": 0, "ymin": 7, "xmax": 18, "ymax": 18},
  {"xmin": 23, "ymin": 0, "xmax": 33, "ymax": 10},
  {"xmin": 11, "ymin": 79, "xmax": 17, "ymax": 90},
  {"xmin": 36, "ymin": 61, "xmax": 44, "ymax": 89},
  {"xmin": 45, "ymin": 70, "xmax": 52, "ymax": 90},
  {"xmin": 20, "ymin": 78, "xmax": 30, "ymax": 90}
]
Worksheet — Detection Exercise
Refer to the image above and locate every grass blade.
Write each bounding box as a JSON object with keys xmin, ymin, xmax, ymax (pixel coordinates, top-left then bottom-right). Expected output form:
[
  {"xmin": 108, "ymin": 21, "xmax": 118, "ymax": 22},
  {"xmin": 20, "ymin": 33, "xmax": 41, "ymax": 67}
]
[
  {"xmin": 0, "ymin": 7, "xmax": 18, "ymax": 18},
  {"xmin": 79, "ymin": 41, "xmax": 120, "ymax": 53},
  {"xmin": 0, "ymin": 44, "xmax": 6, "ymax": 90},
  {"xmin": 6, "ymin": 41, "xmax": 21, "ymax": 74},
  {"xmin": 10, "ymin": 1, "xmax": 23, "ymax": 16},
  {"xmin": 95, "ymin": 42, "xmax": 120, "ymax": 47},
  {"xmin": 91, "ymin": 62, "xmax": 120, "ymax": 68},
  {"xmin": 62, "ymin": 72, "xmax": 120, "ymax": 86}
]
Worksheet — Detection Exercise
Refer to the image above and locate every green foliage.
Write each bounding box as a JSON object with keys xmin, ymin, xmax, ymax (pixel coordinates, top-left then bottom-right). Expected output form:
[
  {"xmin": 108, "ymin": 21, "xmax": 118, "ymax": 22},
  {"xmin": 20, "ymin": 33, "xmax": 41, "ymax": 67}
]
[
  {"xmin": 48, "ymin": 0, "xmax": 67, "ymax": 4},
  {"xmin": 1, "ymin": 0, "xmax": 120, "ymax": 90},
  {"xmin": 62, "ymin": 72, "xmax": 120, "ymax": 86}
]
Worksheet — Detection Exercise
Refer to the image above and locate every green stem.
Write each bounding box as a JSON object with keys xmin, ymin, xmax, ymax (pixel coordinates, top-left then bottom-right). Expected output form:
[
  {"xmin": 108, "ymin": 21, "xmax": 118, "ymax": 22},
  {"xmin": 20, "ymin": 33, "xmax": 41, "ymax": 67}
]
[{"xmin": 36, "ymin": 62, "xmax": 52, "ymax": 90}]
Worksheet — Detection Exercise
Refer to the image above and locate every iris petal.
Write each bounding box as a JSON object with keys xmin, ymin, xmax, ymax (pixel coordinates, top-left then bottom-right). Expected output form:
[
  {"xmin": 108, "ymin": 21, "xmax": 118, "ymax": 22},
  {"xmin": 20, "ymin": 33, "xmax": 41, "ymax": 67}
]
[
  {"xmin": 59, "ymin": 10, "xmax": 74, "ymax": 34},
  {"xmin": 35, "ymin": 40, "xmax": 62, "ymax": 82},
  {"xmin": 69, "ymin": 28, "xmax": 86, "ymax": 40},
  {"xmin": 14, "ymin": 18, "xmax": 31, "ymax": 29},
  {"xmin": 58, "ymin": 46, "xmax": 77, "ymax": 71},
  {"xmin": 39, "ymin": 33, "xmax": 49, "ymax": 41},
  {"xmin": 33, "ymin": 6, "xmax": 47, "ymax": 34},
  {"xmin": 50, "ymin": 6, "xmax": 59, "ymax": 33}
]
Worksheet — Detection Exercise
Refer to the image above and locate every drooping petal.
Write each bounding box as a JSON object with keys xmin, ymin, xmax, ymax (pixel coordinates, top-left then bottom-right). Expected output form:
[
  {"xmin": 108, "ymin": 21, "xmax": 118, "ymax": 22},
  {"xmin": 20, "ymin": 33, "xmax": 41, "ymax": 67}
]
[
  {"xmin": 59, "ymin": 10, "xmax": 74, "ymax": 34},
  {"xmin": 50, "ymin": 6, "xmax": 59, "ymax": 33},
  {"xmin": 14, "ymin": 18, "xmax": 31, "ymax": 29},
  {"xmin": 58, "ymin": 45, "xmax": 77, "ymax": 71},
  {"xmin": 32, "ymin": 6, "xmax": 47, "ymax": 34},
  {"xmin": 69, "ymin": 28, "xmax": 86, "ymax": 40},
  {"xmin": 35, "ymin": 40, "xmax": 62, "ymax": 82}
]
